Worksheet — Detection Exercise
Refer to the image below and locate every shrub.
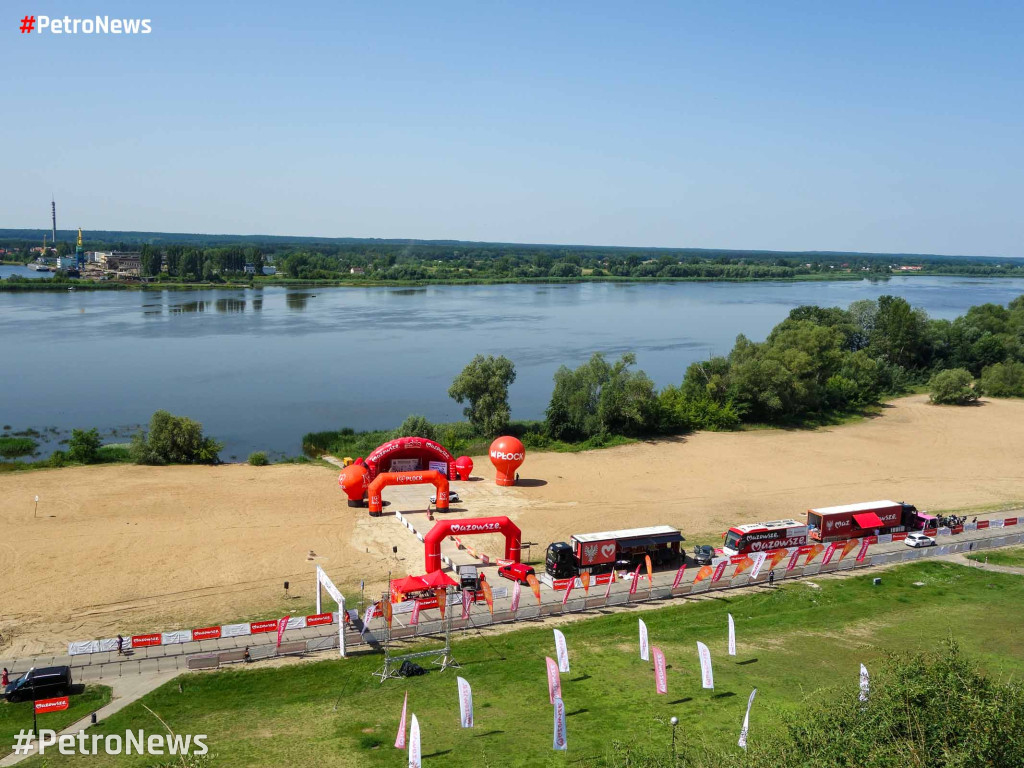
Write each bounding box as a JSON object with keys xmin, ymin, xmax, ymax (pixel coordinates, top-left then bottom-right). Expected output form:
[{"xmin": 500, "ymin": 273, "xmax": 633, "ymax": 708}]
[
  {"xmin": 978, "ymin": 360, "xmax": 1024, "ymax": 397},
  {"xmin": 131, "ymin": 410, "xmax": 223, "ymax": 465},
  {"xmin": 248, "ymin": 451, "xmax": 269, "ymax": 466},
  {"xmin": 929, "ymin": 368, "xmax": 978, "ymax": 405},
  {"xmin": 0, "ymin": 436, "xmax": 38, "ymax": 459},
  {"xmin": 68, "ymin": 428, "xmax": 102, "ymax": 464},
  {"xmin": 47, "ymin": 450, "xmax": 69, "ymax": 468},
  {"xmin": 392, "ymin": 415, "xmax": 437, "ymax": 441}
]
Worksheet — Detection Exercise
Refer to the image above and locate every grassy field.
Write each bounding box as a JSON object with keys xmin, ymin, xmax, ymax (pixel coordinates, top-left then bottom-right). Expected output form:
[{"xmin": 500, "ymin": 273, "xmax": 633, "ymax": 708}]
[
  {"xmin": 1, "ymin": 686, "xmax": 111, "ymax": 758},
  {"xmin": 17, "ymin": 561, "xmax": 1024, "ymax": 767},
  {"xmin": 967, "ymin": 546, "xmax": 1024, "ymax": 568}
]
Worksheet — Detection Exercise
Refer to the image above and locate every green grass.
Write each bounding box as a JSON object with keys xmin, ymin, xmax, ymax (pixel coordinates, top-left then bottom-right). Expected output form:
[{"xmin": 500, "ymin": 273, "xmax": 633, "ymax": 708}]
[
  {"xmin": 0, "ymin": 436, "xmax": 38, "ymax": 459},
  {"xmin": 20, "ymin": 561, "xmax": 1024, "ymax": 767},
  {"xmin": 967, "ymin": 546, "xmax": 1024, "ymax": 568},
  {"xmin": 1, "ymin": 686, "xmax": 112, "ymax": 757}
]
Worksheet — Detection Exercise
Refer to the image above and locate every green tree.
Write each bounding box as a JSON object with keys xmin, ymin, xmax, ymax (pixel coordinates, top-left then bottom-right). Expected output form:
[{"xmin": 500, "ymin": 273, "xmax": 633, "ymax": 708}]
[
  {"xmin": 870, "ymin": 295, "xmax": 931, "ymax": 369},
  {"xmin": 68, "ymin": 428, "xmax": 102, "ymax": 464},
  {"xmin": 546, "ymin": 353, "xmax": 658, "ymax": 439},
  {"xmin": 979, "ymin": 360, "xmax": 1024, "ymax": 397},
  {"xmin": 140, "ymin": 244, "xmax": 162, "ymax": 277},
  {"xmin": 392, "ymin": 414, "xmax": 437, "ymax": 441},
  {"xmin": 929, "ymin": 368, "xmax": 978, "ymax": 405},
  {"xmin": 130, "ymin": 410, "xmax": 223, "ymax": 465},
  {"xmin": 448, "ymin": 356, "xmax": 516, "ymax": 435}
]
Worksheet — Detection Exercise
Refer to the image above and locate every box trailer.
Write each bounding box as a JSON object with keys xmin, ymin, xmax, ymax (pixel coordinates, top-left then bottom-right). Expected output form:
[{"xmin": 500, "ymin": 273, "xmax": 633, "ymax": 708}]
[
  {"xmin": 807, "ymin": 500, "xmax": 920, "ymax": 542},
  {"xmin": 545, "ymin": 525, "xmax": 683, "ymax": 580},
  {"xmin": 722, "ymin": 519, "xmax": 808, "ymax": 556}
]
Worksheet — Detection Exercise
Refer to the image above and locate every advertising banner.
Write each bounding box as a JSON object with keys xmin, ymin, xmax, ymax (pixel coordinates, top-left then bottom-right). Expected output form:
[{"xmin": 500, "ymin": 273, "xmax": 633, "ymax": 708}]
[
  {"xmin": 803, "ymin": 544, "xmax": 825, "ymax": 565},
  {"xmin": 639, "ymin": 619, "xmax": 650, "ymax": 662},
  {"xmin": 35, "ymin": 696, "xmax": 69, "ymax": 714},
  {"xmin": 481, "ymin": 580, "xmax": 494, "ymax": 615},
  {"xmin": 728, "ymin": 614, "xmax": 736, "ymax": 656},
  {"xmin": 838, "ymin": 539, "xmax": 860, "ymax": 561},
  {"xmin": 562, "ymin": 579, "xmax": 573, "ymax": 606},
  {"xmin": 580, "ymin": 571, "xmax": 591, "ymax": 594},
  {"xmin": 511, "ymin": 581, "xmax": 521, "ymax": 614},
  {"xmin": 604, "ymin": 568, "xmax": 616, "ymax": 599},
  {"xmin": 856, "ymin": 537, "xmax": 873, "ymax": 562},
  {"xmin": 860, "ymin": 664, "xmax": 870, "ymax": 703},
  {"xmin": 461, "ymin": 589, "xmax": 472, "ymax": 619},
  {"xmin": 546, "ymin": 656, "xmax": 562, "ymax": 704},
  {"xmin": 821, "ymin": 542, "xmax": 839, "ymax": 566},
  {"xmin": 732, "ymin": 555, "xmax": 754, "ymax": 578},
  {"xmin": 457, "ymin": 676, "xmax": 474, "ymax": 728},
  {"xmin": 554, "ymin": 629, "xmax": 570, "ymax": 673},
  {"xmin": 711, "ymin": 558, "xmax": 729, "ymax": 583},
  {"xmin": 766, "ymin": 548, "xmax": 789, "ymax": 570},
  {"xmin": 738, "ymin": 688, "xmax": 757, "ymax": 749},
  {"xmin": 553, "ymin": 696, "xmax": 567, "ymax": 751},
  {"xmin": 408, "ymin": 714, "xmax": 421, "ymax": 768},
  {"xmin": 645, "ymin": 554, "xmax": 653, "ymax": 588},
  {"xmin": 628, "ymin": 564, "xmax": 642, "ymax": 595},
  {"xmin": 697, "ymin": 641, "xmax": 714, "ymax": 689},
  {"xmin": 131, "ymin": 633, "xmax": 161, "ymax": 648},
  {"xmin": 750, "ymin": 551, "xmax": 768, "ymax": 579},
  {"xmin": 527, "ymin": 574, "xmax": 542, "ymax": 604},
  {"xmin": 192, "ymin": 626, "xmax": 222, "ymax": 641},
  {"xmin": 395, "ymin": 692, "xmax": 408, "ymax": 749},
  {"xmin": 276, "ymin": 616, "xmax": 288, "ymax": 647},
  {"xmin": 410, "ymin": 600, "xmax": 421, "ymax": 626},
  {"xmin": 579, "ymin": 539, "xmax": 616, "ymax": 566},
  {"xmin": 694, "ymin": 565, "xmax": 714, "ymax": 582},
  {"xmin": 786, "ymin": 548, "xmax": 802, "ymax": 571},
  {"xmin": 672, "ymin": 563, "xmax": 687, "ymax": 589},
  {"xmin": 652, "ymin": 646, "xmax": 667, "ymax": 694}
]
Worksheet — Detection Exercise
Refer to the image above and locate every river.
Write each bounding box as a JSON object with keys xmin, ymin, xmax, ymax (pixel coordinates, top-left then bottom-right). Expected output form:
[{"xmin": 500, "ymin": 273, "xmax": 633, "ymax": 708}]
[{"xmin": 2, "ymin": 277, "xmax": 1023, "ymax": 459}]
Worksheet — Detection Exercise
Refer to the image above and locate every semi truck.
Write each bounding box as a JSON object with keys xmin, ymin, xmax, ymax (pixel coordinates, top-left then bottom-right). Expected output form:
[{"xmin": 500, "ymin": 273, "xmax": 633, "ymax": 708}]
[
  {"xmin": 545, "ymin": 525, "xmax": 683, "ymax": 580},
  {"xmin": 722, "ymin": 519, "xmax": 808, "ymax": 556},
  {"xmin": 807, "ymin": 500, "xmax": 922, "ymax": 542}
]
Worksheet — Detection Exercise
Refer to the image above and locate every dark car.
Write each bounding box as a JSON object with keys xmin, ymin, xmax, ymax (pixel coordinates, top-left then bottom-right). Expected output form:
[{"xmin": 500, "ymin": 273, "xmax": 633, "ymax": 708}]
[
  {"xmin": 498, "ymin": 562, "xmax": 536, "ymax": 584},
  {"xmin": 4, "ymin": 666, "xmax": 73, "ymax": 703},
  {"xmin": 692, "ymin": 545, "xmax": 715, "ymax": 566}
]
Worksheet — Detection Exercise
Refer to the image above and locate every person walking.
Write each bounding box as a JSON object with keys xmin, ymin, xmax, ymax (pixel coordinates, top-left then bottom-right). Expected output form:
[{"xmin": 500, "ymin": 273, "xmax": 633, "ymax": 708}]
[
  {"xmin": 768, "ymin": 569, "xmax": 776, "ymax": 587},
  {"xmin": 116, "ymin": 634, "xmax": 124, "ymax": 656},
  {"xmin": 2, "ymin": 667, "xmax": 9, "ymax": 687}
]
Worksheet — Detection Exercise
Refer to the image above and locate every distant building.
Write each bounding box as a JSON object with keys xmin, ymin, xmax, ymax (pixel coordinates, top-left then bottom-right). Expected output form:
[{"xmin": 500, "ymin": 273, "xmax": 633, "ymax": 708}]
[
  {"xmin": 350, "ymin": 267, "xmax": 365, "ymax": 275},
  {"xmin": 96, "ymin": 251, "xmax": 141, "ymax": 277},
  {"xmin": 57, "ymin": 254, "xmax": 80, "ymax": 271},
  {"xmin": 244, "ymin": 263, "xmax": 256, "ymax": 275},
  {"xmin": 898, "ymin": 265, "xmax": 924, "ymax": 271},
  {"xmin": 262, "ymin": 265, "xmax": 277, "ymax": 276}
]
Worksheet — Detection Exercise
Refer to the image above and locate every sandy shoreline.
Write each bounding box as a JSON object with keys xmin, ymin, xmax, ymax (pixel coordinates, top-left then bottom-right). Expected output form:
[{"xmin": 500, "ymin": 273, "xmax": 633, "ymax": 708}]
[{"xmin": 2, "ymin": 394, "xmax": 1023, "ymax": 656}]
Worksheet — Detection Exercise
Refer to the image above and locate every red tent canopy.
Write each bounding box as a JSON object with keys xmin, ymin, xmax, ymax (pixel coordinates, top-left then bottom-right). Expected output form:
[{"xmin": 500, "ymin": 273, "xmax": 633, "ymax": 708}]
[
  {"xmin": 853, "ymin": 512, "xmax": 885, "ymax": 529},
  {"xmin": 420, "ymin": 570, "xmax": 459, "ymax": 588},
  {"xmin": 390, "ymin": 575, "xmax": 429, "ymax": 595}
]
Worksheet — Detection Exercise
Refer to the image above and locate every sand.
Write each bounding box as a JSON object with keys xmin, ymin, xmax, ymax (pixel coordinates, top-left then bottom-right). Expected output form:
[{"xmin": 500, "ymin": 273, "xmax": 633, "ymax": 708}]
[{"xmin": 2, "ymin": 394, "xmax": 1023, "ymax": 656}]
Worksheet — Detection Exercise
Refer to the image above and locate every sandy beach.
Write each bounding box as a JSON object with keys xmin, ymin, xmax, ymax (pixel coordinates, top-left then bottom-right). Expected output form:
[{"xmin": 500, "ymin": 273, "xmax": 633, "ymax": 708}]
[{"xmin": 2, "ymin": 394, "xmax": 1023, "ymax": 656}]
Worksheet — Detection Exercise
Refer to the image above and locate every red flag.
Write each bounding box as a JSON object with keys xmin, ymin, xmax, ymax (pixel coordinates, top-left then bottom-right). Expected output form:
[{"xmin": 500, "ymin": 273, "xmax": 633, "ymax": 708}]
[
  {"xmin": 733, "ymin": 555, "xmax": 755, "ymax": 578},
  {"xmin": 410, "ymin": 600, "xmax": 421, "ymax": 626},
  {"xmin": 786, "ymin": 547, "xmax": 803, "ymax": 571},
  {"xmin": 644, "ymin": 554, "xmax": 653, "ymax": 588},
  {"xmin": 856, "ymin": 537, "xmax": 874, "ymax": 562},
  {"xmin": 803, "ymin": 543, "xmax": 825, "ymax": 565},
  {"xmin": 580, "ymin": 571, "xmax": 591, "ymax": 594},
  {"xmin": 837, "ymin": 539, "xmax": 859, "ymax": 562},
  {"xmin": 545, "ymin": 656, "xmax": 562, "ymax": 704},
  {"xmin": 821, "ymin": 541, "xmax": 839, "ymax": 566},
  {"xmin": 383, "ymin": 599, "xmax": 393, "ymax": 629},
  {"xmin": 628, "ymin": 563, "xmax": 642, "ymax": 595},
  {"xmin": 766, "ymin": 548, "xmax": 789, "ymax": 570},
  {"xmin": 671, "ymin": 563, "xmax": 687, "ymax": 589},
  {"xmin": 276, "ymin": 615, "xmax": 288, "ymax": 647},
  {"xmin": 526, "ymin": 574, "xmax": 542, "ymax": 604},
  {"xmin": 652, "ymin": 646, "xmax": 667, "ymax": 694},
  {"xmin": 395, "ymin": 691, "xmax": 408, "ymax": 749},
  {"xmin": 562, "ymin": 578, "xmax": 574, "ymax": 606},
  {"xmin": 481, "ymin": 579, "xmax": 494, "ymax": 615},
  {"xmin": 711, "ymin": 559, "xmax": 729, "ymax": 583}
]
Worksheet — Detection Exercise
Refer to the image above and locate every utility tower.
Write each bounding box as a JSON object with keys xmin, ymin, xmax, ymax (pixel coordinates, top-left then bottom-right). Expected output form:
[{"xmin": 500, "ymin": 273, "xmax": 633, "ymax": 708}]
[{"xmin": 51, "ymin": 197, "xmax": 56, "ymax": 244}]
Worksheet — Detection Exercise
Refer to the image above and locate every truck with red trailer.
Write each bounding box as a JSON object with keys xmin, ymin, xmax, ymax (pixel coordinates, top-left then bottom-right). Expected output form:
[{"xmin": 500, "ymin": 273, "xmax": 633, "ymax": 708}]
[
  {"xmin": 807, "ymin": 500, "xmax": 923, "ymax": 542},
  {"xmin": 545, "ymin": 525, "xmax": 683, "ymax": 580},
  {"xmin": 722, "ymin": 519, "xmax": 808, "ymax": 556}
]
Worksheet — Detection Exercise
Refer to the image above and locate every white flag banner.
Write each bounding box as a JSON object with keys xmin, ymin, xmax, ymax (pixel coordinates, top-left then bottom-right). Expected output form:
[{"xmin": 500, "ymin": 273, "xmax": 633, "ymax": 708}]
[
  {"xmin": 738, "ymin": 688, "xmax": 757, "ymax": 750},
  {"xmin": 395, "ymin": 691, "xmax": 408, "ymax": 749},
  {"xmin": 553, "ymin": 695, "xmax": 567, "ymax": 751},
  {"xmin": 728, "ymin": 614, "xmax": 736, "ymax": 657},
  {"xmin": 511, "ymin": 580, "xmax": 521, "ymax": 614},
  {"xmin": 408, "ymin": 714, "xmax": 421, "ymax": 768},
  {"xmin": 749, "ymin": 551, "xmax": 768, "ymax": 580},
  {"xmin": 859, "ymin": 664, "xmax": 870, "ymax": 703},
  {"xmin": 554, "ymin": 629, "xmax": 570, "ymax": 673},
  {"xmin": 360, "ymin": 604, "xmax": 374, "ymax": 637},
  {"xmin": 457, "ymin": 676, "xmax": 474, "ymax": 728},
  {"xmin": 697, "ymin": 641, "xmax": 714, "ymax": 689},
  {"xmin": 639, "ymin": 618, "xmax": 650, "ymax": 661}
]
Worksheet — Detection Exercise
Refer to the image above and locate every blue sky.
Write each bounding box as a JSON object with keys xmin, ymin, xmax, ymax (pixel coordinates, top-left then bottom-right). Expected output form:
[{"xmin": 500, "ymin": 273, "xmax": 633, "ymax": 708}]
[{"xmin": 4, "ymin": 1, "xmax": 1022, "ymax": 255}]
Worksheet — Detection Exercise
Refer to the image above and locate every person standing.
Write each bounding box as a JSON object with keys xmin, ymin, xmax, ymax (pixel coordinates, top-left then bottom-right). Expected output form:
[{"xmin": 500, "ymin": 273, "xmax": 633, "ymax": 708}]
[
  {"xmin": 2, "ymin": 667, "xmax": 9, "ymax": 687},
  {"xmin": 768, "ymin": 569, "xmax": 776, "ymax": 587},
  {"xmin": 116, "ymin": 634, "xmax": 124, "ymax": 656}
]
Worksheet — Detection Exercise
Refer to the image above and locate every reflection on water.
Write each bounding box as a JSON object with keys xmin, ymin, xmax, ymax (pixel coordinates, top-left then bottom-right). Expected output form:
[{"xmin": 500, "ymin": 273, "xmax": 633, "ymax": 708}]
[
  {"xmin": 214, "ymin": 298, "xmax": 245, "ymax": 313},
  {"xmin": 286, "ymin": 292, "xmax": 312, "ymax": 310},
  {"xmin": 171, "ymin": 300, "xmax": 208, "ymax": 314}
]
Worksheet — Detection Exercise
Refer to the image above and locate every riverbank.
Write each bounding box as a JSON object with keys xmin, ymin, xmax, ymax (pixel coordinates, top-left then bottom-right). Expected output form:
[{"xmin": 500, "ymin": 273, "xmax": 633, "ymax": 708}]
[{"xmin": 3, "ymin": 394, "xmax": 1024, "ymax": 656}]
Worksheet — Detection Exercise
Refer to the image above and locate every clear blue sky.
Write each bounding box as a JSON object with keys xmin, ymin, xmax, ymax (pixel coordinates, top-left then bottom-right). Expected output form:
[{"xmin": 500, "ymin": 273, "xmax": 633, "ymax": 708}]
[{"xmin": 4, "ymin": 1, "xmax": 1022, "ymax": 255}]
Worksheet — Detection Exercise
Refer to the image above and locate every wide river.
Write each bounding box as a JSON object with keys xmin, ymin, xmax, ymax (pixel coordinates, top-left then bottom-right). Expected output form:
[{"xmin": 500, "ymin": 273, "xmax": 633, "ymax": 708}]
[{"xmin": 2, "ymin": 276, "xmax": 1023, "ymax": 459}]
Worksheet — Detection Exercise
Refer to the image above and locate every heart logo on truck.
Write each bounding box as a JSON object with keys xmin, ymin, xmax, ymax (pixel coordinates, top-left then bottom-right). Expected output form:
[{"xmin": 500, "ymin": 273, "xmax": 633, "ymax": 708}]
[{"xmin": 600, "ymin": 544, "xmax": 616, "ymax": 558}]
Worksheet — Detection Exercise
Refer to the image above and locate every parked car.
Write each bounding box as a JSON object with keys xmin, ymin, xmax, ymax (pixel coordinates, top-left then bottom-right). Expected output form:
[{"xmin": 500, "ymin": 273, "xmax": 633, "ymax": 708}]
[
  {"xmin": 4, "ymin": 666, "xmax": 72, "ymax": 703},
  {"xmin": 905, "ymin": 532, "xmax": 935, "ymax": 548},
  {"xmin": 692, "ymin": 545, "xmax": 715, "ymax": 565},
  {"xmin": 497, "ymin": 562, "xmax": 536, "ymax": 584},
  {"xmin": 429, "ymin": 492, "xmax": 460, "ymax": 504}
]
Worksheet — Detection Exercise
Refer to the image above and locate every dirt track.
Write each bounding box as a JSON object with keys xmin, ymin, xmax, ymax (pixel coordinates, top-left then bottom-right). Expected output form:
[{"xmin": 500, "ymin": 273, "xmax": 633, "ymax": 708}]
[{"xmin": 2, "ymin": 394, "xmax": 1023, "ymax": 655}]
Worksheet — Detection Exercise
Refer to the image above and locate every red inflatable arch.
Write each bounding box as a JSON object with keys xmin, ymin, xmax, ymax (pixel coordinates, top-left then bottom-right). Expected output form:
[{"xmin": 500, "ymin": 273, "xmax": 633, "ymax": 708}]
[
  {"xmin": 368, "ymin": 470, "xmax": 449, "ymax": 516},
  {"xmin": 366, "ymin": 436, "xmax": 455, "ymax": 480},
  {"xmin": 423, "ymin": 516, "xmax": 522, "ymax": 573}
]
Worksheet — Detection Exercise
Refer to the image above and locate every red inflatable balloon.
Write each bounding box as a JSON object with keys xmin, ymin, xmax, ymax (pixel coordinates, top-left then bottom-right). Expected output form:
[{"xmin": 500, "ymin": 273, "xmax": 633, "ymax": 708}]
[
  {"xmin": 489, "ymin": 436, "xmax": 525, "ymax": 487},
  {"xmin": 455, "ymin": 455, "xmax": 474, "ymax": 481},
  {"xmin": 338, "ymin": 464, "xmax": 369, "ymax": 506}
]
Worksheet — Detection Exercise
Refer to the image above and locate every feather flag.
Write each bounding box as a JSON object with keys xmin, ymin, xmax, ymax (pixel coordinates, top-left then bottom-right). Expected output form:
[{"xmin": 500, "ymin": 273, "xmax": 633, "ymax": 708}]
[
  {"xmin": 732, "ymin": 555, "xmax": 755, "ymax": 578},
  {"xmin": 457, "ymin": 676, "xmax": 474, "ymax": 728},
  {"xmin": 711, "ymin": 558, "xmax": 729, "ymax": 583},
  {"xmin": 644, "ymin": 554, "xmax": 653, "ymax": 588},
  {"xmin": 461, "ymin": 589, "xmax": 472, "ymax": 619},
  {"xmin": 545, "ymin": 656, "xmax": 562, "ymax": 704},
  {"xmin": 410, "ymin": 600, "xmax": 421, "ymax": 627},
  {"xmin": 561, "ymin": 578, "xmax": 574, "ymax": 606},
  {"xmin": 527, "ymin": 574, "xmax": 542, "ymax": 604},
  {"xmin": 821, "ymin": 541, "xmax": 840, "ymax": 566},
  {"xmin": 276, "ymin": 615, "xmax": 288, "ymax": 647},
  {"xmin": 671, "ymin": 563, "xmax": 687, "ymax": 589},
  {"xmin": 749, "ymin": 551, "xmax": 769, "ymax": 580},
  {"xmin": 697, "ymin": 641, "xmax": 714, "ymax": 689},
  {"xmin": 384, "ymin": 599, "xmax": 393, "ymax": 629},
  {"xmin": 859, "ymin": 664, "xmax": 870, "ymax": 703},
  {"xmin": 603, "ymin": 568, "xmax": 616, "ymax": 599},
  {"xmin": 838, "ymin": 538, "xmax": 859, "ymax": 562},
  {"xmin": 511, "ymin": 580, "xmax": 521, "ymax": 614},
  {"xmin": 580, "ymin": 571, "xmax": 591, "ymax": 594},
  {"xmin": 652, "ymin": 646, "xmax": 667, "ymax": 694},
  {"xmin": 803, "ymin": 543, "xmax": 825, "ymax": 565},
  {"xmin": 767, "ymin": 548, "xmax": 789, "ymax": 570},
  {"xmin": 552, "ymin": 696, "xmax": 567, "ymax": 751},
  {"xmin": 408, "ymin": 714, "xmax": 421, "ymax": 768},
  {"xmin": 639, "ymin": 618, "xmax": 650, "ymax": 661},
  {"xmin": 434, "ymin": 588, "xmax": 447, "ymax": 619},
  {"xmin": 394, "ymin": 692, "xmax": 408, "ymax": 749},
  {"xmin": 728, "ymin": 614, "xmax": 736, "ymax": 656},
  {"xmin": 360, "ymin": 604, "xmax": 374, "ymax": 637},
  {"xmin": 554, "ymin": 629, "xmax": 570, "ymax": 673},
  {"xmin": 694, "ymin": 565, "xmax": 713, "ymax": 583},
  {"xmin": 786, "ymin": 547, "xmax": 802, "ymax": 571},
  {"xmin": 628, "ymin": 563, "xmax": 642, "ymax": 595},
  {"xmin": 856, "ymin": 537, "xmax": 873, "ymax": 562},
  {"xmin": 480, "ymin": 579, "xmax": 494, "ymax": 615},
  {"xmin": 738, "ymin": 689, "xmax": 757, "ymax": 750}
]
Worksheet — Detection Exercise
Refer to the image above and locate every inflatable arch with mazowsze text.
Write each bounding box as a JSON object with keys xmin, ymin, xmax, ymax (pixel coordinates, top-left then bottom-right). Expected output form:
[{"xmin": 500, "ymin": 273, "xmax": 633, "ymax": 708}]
[{"xmin": 423, "ymin": 516, "xmax": 522, "ymax": 573}]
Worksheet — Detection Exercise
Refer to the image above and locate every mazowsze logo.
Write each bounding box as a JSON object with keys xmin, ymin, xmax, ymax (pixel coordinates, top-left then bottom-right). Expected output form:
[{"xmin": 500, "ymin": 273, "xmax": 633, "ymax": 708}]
[
  {"xmin": 450, "ymin": 522, "xmax": 500, "ymax": 533},
  {"xmin": 20, "ymin": 14, "xmax": 152, "ymax": 34}
]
